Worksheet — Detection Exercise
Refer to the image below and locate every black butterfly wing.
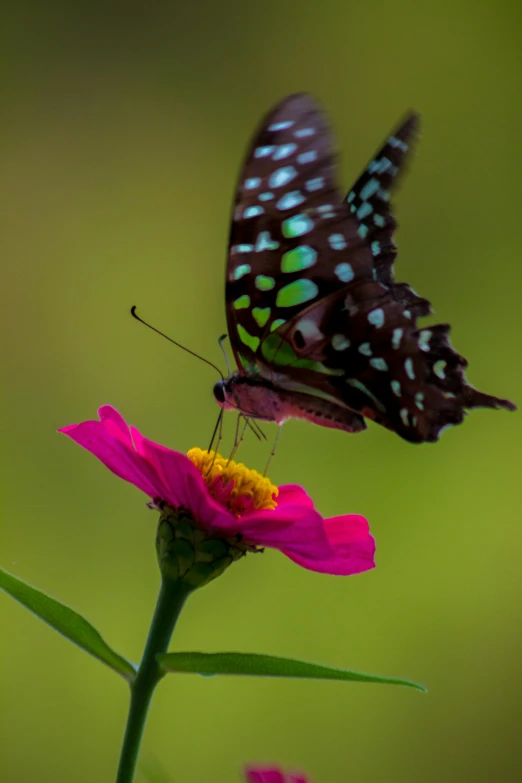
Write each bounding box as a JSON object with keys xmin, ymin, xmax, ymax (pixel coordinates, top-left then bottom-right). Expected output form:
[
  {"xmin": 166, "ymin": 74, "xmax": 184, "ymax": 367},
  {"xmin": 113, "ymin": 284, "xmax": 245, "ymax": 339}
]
[
  {"xmin": 345, "ymin": 112, "xmax": 430, "ymax": 316},
  {"xmin": 225, "ymin": 93, "xmax": 342, "ymax": 373},
  {"xmin": 225, "ymin": 94, "xmax": 515, "ymax": 442}
]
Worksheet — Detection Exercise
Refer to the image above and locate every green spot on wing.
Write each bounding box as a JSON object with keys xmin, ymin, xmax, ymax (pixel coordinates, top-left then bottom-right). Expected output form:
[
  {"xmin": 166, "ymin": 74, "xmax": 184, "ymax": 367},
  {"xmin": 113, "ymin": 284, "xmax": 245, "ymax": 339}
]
[
  {"xmin": 256, "ymin": 275, "xmax": 276, "ymax": 291},
  {"xmin": 281, "ymin": 246, "xmax": 317, "ymax": 273},
  {"xmin": 234, "ymin": 295, "xmax": 250, "ymax": 310},
  {"xmin": 252, "ymin": 307, "xmax": 271, "ymax": 328},
  {"xmin": 237, "ymin": 324, "xmax": 260, "ymax": 352},
  {"xmin": 270, "ymin": 318, "xmax": 286, "ymax": 332},
  {"xmin": 261, "ymin": 334, "xmax": 297, "ymax": 365},
  {"xmin": 276, "ymin": 279, "xmax": 318, "ymax": 307}
]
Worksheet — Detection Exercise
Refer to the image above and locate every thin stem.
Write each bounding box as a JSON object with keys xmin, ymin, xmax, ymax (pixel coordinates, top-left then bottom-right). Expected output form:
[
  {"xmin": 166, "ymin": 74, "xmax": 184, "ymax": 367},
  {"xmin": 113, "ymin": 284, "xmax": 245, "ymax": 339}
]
[{"xmin": 115, "ymin": 579, "xmax": 191, "ymax": 783}]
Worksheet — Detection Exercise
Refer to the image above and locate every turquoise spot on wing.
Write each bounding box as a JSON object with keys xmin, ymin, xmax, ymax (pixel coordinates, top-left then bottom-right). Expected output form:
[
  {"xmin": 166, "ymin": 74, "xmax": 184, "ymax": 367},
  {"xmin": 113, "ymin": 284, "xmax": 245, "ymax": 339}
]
[
  {"xmin": 418, "ymin": 330, "xmax": 432, "ymax": 352},
  {"xmin": 282, "ymin": 214, "xmax": 314, "ymax": 238},
  {"xmin": 400, "ymin": 408, "xmax": 409, "ymax": 427},
  {"xmin": 259, "ymin": 192, "xmax": 274, "ymax": 201},
  {"xmin": 256, "ymin": 275, "xmax": 275, "ymax": 291},
  {"xmin": 270, "ymin": 318, "xmax": 286, "ymax": 332},
  {"xmin": 328, "ymin": 233, "xmax": 347, "ymax": 250},
  {"xmin": 359, "ymin": 178, "xmax": 380, "ymax": 200},
  {"xmin": 334, "ymin": 263, "xmax": 354, "ymax": 282},
  {"xmin": 276, "ymin": 191, "xmax": 305, "ymax": 210},
  {"xmin": 389, "ymin": 135, "xmax": 408, "ymax": 152},
  {"xmin": 273, "ymin": 143, "xmax": 297, "ymax": 160},
  {"xmin": 254, "ymin": 146, "xmax": 274, "ymax": 158},
  {"xmin": 269, "ymin": 166, "xmax": 297, "ymax": 188},
  {"xmin": 281, "ymin": 246, "xmax": 317, "ymax": 273},
  {"xmin": 255, "ymin": 231, "xmax": 280, "ymax": 252},
  {"xmin": 233, "ymin": 264, "xmax": 251, "ymax": 281},
  {"xmin": 370, "ymin": 357, "xmax": 388, "ymax": 371},
  {"xmin": 358, "ymin": 343, "xmax": 372, "ymax": 356},
  {"xmin": 234, "ymin": 295, "xmax": 250, "ymax": 310},
  {"xmin": 243, "ymin": 206, "xmax": 264, "ymax": 218},
  {"xmin": 391, "ymin": 380, "xmax": 401, "ymax": 397},
  {"xmin": 357, "ymin": 202, "xmax": 373, "ymax": 220},
  {"xmin": 391, "ymin": 328, "xmax": 403, "ymax": 349},
  {"xmin": 306, "ymin": 177, "xmax": 324, "ymax": 191},
  {"xmin": 347, "ymin": 191, "xmax": 355, "ymax": 203},
  {"xmin": 332, "ymin": 334, "xmax": 350, "ymax": 351},
  {"xmin": 371, "ymin": 240, "xmax": 381, "ymax": 256},
  {"xmin": 404, "ymin": 358, "xmax": 415, "ymax": 379},
  {"xmin": 434, "ymin": 360, "xmax": 446, "ymax": 379},
  {"xmin": 415, "ymin": 392, "xmax": 424, "ymax": 410},
  {"xmin": 269, "ymin": 120, "xmax": 294, "ymax": 131},
  {"xmin": 368, "ymin": 308, "xmax": 385, "ymax": 328},
  {"xmin": 235, "ymin": 245, "xmax": 253, "ymax": 255},
  {"xmin": 261, "ymin": 334, "xmax": 297, "ymax": 365},
  {"xmin": 252, "ymin": 307, "xmax": 271, "ymax": 328},
  {"xmin": 373, "ymin": 214, "xmax": 386, "ymax": 227},
  {"xmin": 358, "ymin": 224, "xmax": 369, "ymax": 239},
  {"xmin": 276, "ymin": 279, "xmax": 318, "ymax": 307},
  {"xmin": 294, "ymin": 127, "xmax": 315, "ymax": 137},
  {"xmin": 297, "ymin": 150, "xmax": 317, "ymax": 164},
  {"xmin": 237, "ymin": 324, "xmax": 260, "ymax": 352},
  {"xmin": 244, "ymin": 177, "xmax": 261, "ymax": 189}
]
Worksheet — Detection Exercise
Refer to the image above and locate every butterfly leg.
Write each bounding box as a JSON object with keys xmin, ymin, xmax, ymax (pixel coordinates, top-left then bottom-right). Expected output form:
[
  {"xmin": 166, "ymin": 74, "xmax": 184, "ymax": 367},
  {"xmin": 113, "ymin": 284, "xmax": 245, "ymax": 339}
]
[
  {"xmin": 247, "ymin": 419, "xmax": 267, "ymax": 441},
  {"xmin": 264, "ymin": 424, "xmax": 283, "ymax": 475},
  {"xmin": 205, "ymin": 409, "xmax": 224, "ymax": 477},
  {"xmin": 207, "ymin": 408, "xmax": 224, "ymax": 453},
  {"xmin": 227, "ymin": 414, "xmax": 249, "ymax": 464}
]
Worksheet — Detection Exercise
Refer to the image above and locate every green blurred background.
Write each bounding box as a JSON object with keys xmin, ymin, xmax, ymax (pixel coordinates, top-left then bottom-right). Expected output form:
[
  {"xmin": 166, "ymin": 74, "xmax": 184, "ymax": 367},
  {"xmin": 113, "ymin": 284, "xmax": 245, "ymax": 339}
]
[{"xmin": 2, "ymin": 1, "xmax": 521, "ymax": 781}]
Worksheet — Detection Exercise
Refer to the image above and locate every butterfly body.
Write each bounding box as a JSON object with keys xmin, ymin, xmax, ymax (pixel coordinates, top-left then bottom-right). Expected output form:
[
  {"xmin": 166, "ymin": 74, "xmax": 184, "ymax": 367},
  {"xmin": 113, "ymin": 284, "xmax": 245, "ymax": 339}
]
[
  {"xmin": 216, "ymin": 94, "xmax": 515, "ymax": 443},
  {"xmin": 214, "ymin": 373, "xmax": 366, "ymax": 432}
]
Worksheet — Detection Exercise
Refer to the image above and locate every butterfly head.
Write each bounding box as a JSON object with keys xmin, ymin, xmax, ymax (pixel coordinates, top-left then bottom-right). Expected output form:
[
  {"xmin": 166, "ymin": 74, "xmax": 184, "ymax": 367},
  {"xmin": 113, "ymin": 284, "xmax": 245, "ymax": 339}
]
[{"xmin": 213, "ymin": 379, "xmax": 231, "ymax": 409}]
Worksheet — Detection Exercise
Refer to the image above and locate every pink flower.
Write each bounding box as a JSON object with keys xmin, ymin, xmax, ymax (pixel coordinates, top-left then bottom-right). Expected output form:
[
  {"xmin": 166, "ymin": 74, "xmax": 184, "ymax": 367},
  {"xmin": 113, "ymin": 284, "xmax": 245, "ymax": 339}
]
[
  {"xmin": 245, "ymin": 767, "xmax": 309, "ymax": 783},
  {"xmin": 60, "ymin": 406, "xmax": 375, "ymax": 576}
]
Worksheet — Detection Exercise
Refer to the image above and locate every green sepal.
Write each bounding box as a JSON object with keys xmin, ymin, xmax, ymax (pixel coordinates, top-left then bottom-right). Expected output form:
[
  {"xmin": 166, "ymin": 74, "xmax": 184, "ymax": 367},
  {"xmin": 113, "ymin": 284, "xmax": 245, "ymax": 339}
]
[
  {"xmin": 156, "ymin": 505, "xmax": 247, "ymax": 588},
  {"xmin": 156, "ymin": 651, "xmax": 426, "ymax": 692},
  {"xmin": 0, "ymin": 566, "xmax": 136, "ymax": 682}
]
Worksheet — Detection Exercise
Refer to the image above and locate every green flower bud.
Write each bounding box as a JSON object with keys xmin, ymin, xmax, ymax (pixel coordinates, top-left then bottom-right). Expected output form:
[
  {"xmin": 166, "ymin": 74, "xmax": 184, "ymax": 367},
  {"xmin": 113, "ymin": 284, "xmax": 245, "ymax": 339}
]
[{"xmin": 155, "ymin": 505, "xmax": 253, "ymax": 589}]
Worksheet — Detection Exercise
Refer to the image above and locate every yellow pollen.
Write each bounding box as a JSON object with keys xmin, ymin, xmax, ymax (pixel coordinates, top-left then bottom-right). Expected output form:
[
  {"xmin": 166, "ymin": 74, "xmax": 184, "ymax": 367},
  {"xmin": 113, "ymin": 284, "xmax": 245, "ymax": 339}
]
[{"xmin": 187, "ymin": 448, "xmax": 278, "ymax": 513}]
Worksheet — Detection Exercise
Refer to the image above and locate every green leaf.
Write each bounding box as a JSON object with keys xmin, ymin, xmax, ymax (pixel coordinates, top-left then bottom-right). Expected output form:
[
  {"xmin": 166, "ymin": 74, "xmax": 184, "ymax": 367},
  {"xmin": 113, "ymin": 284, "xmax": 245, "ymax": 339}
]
[
  {"xmin": 0, "ymin": 567, "xmax": 136, "ymax": 682},
  {"xmin": 157, "ymin": 651, "xmax": 426, "ymax": 692}
]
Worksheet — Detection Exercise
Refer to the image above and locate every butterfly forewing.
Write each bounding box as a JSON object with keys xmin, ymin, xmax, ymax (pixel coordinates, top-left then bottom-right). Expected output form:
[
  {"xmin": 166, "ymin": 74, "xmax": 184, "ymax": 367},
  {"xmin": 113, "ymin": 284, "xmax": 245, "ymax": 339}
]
[{"xmin": 226, "ymin": 94, "xmax": 347, "ymax": 370}]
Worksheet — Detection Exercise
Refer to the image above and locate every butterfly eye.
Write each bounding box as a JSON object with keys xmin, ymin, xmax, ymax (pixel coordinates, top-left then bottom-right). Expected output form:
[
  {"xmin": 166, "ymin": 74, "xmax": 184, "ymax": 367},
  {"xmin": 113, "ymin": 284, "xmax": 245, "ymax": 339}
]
[{"xmin": 213, "ymin": 381, "xmax": 226, "ymax": 404}]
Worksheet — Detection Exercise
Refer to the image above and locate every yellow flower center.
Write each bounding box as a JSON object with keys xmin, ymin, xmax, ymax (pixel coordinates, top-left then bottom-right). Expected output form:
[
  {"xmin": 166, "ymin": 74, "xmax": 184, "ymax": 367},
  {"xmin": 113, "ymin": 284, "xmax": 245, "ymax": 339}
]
[{"xmin": 187, "ymin": 448, "xmax": 278, "ymax": 516}]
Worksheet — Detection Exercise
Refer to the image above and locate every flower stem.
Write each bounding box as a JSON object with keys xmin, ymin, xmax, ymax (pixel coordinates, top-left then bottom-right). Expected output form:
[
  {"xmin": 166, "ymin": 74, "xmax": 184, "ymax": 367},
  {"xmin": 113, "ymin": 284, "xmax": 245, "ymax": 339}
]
[{"xmin": 115, "ymin": 578, "xmax": 191, "ymax": 783}]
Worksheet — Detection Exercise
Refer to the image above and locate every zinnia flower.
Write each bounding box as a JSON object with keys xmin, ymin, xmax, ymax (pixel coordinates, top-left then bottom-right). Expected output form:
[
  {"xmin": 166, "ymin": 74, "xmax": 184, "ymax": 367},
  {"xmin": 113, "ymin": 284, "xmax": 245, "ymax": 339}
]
[
  {"xmin": 245, "ymin": 767, "xmax": 309, "ymax": 783},
  {"xmin": 60, "ymin": 406, "xmax": 375, "ymax": 581}
]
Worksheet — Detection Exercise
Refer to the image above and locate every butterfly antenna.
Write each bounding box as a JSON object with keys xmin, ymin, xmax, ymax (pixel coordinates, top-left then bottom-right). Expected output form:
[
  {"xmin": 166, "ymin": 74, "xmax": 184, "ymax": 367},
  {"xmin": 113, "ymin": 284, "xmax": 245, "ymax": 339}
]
[
  {"xmin": 218, "ymin": 334, "xmax": 231, "ymax": 376},
  {"xmin": 131, "ymin": 306, "xmax": 224, "ymax": 381}
]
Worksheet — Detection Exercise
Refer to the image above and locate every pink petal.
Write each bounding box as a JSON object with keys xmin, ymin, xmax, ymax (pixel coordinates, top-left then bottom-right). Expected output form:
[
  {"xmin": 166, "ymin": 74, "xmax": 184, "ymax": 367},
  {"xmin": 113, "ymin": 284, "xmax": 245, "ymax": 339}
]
[
  {"xmin": 134, "ymin": 436, "xmax": 237, "ymax": 528},
  {"xmin": 59, "ymin": 419, "xmax": 166, "ymax": 501},
  {"xmin": 244, "ymin": 768, "xmax": 287, "ymax": 783},
  {"xmin": 244, "ymin": 768, "xmax": 309, "ymax": 783},
  {"xmin": 235, "ymin": 485, "xmax": 333, "ymax": 559},
  {"xmin": 98, "ymin": 405, "xmax": 134, "ymax": 447},
  {"xmin": 283, "ymin": 514, "xmax": 376, "ymax": 575}
]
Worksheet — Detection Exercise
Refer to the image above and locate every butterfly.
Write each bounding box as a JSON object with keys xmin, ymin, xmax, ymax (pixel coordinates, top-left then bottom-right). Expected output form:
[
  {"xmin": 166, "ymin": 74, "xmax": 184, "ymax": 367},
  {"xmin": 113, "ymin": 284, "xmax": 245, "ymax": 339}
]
[{"xmin": 213, "ymin": 94, "xmax": 515, "ymax": 443}]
